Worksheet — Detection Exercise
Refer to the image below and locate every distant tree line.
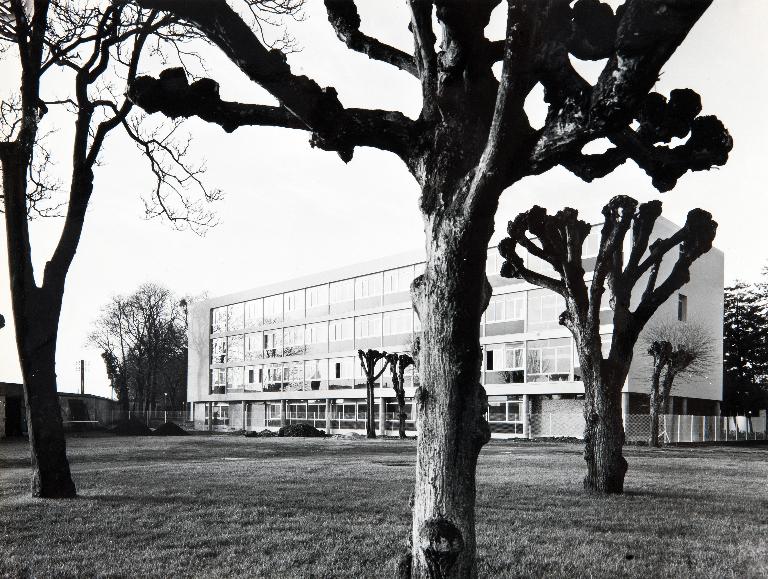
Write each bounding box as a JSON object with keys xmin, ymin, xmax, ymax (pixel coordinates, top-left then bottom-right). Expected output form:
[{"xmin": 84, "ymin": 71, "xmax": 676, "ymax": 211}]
[{"xmin": 89, "ymin": 283, "xmax": 194, "ymax": 412}]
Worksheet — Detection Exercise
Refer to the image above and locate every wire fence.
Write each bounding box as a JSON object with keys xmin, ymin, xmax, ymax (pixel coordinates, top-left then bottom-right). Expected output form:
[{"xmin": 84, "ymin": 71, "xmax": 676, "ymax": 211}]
[{"xmin": 107, "ymin": 410, "xmax": 191, "ymax": 430}]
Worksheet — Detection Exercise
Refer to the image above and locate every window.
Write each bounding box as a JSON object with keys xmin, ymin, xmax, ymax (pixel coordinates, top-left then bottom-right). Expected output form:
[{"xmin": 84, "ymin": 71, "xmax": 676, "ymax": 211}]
[
  {"xmin": 582, "ymin": 228, "xmax": 601, "ymax": 258},
  {"xmin": 383, "ymin": 310, "xmax": 412, "ymax": 336},
  {"xmin": 227, "ymin": 335, "xmax": 244, "ymax": 363},
  {"xmin": 678, "ymin": 294, "xmax": 688, "ymax": 321},
  {"xmin": 486, "ymin": 247, "xmax": 504, "ymax": 276},
  {"xmin": 227, "ymin": 303, "xmax": 244, "ymax": 332},
  {"xmin": 286, "ymin": 361, "xmax": 304, "ymax": 391},
  {"xmin": 485, "ymin": 342, "xmax": 524, "ymax": 382},
  {"xmin": 527, "ymin": 289, "xmax": 566, "ymax": 330},
  {"xmin": 265, "ymin": 363, "xmax": 284, "ymax": 391},
  {"xmin": 206, "ymin": 403, "xmax": 229, "ymax": 426},
  {"xmin": 284, "ymin": 290, "xmax": 305, "ymax": 320},
  {"xmin": 486, "ymin": 293, "xmax": 525, "ymax": 323},
  {"xmin": 305, "ymin": 322, "xmax": 328, "ymax": 345},
  {"xmin": 283, "ymin": 326, "xmax": 305, "ymax": 355},
  {"xmin": 329, "ymin": 318, "xmax": 353, "ymax": 342},
  {"xmin": 305, "ymin": 359, "xmax": 327, "ymax": 390},
  {"xmin": 263, "ymin": 294, "xmax": 283, "ymax": 324},
  {"xmin": 211, "ymin": 307, "xmax": 227, "ymax": 334},
  {"xmin": 226, "ymin": 366, "xmax": 244, "ymax": 391},
  {"xmin": 526, "ymin": 338, "xmax": 571, "ymax": 382},
  {"xmin": 244, "ymin": 332, "xmax": 262, "ymax": 361},
  {"xmin": 244, "ymin": 365, "xmax": 262, "ymax": 391},
  {"xmin": 383, "ymin": 266, "xmax": 415, "ymax": 294},
  {"xmin": 211, "ymin": 337, "xmax": 227, "ymax": 364},
  {"xmin": 244, "ymin": 299, "xmax": 263, "ymax": 329},
  {"xmin": 330, "ymin": 357, "xmax": 353, "ymax": 379},
  {"xmin": 263, "ymin": 330, "xmax": 283, "ymax": 358},
  {"xmin": 306, "ymin": 284, "xmax": 329, "ymax": 309},
  {"xmin": 355, "ymin": 273, "xmax": 383, "ymax": 299},
  {"xmin": 355, "ymin": 314, "xmax": 382, "ymax": 339},
  {"xmin": 330, "ymin": 279, "xmax": 354, "ymax": 303},
  {"xmin": 210, "ymin": 368, "xmax": 226, "ymax": 394}
]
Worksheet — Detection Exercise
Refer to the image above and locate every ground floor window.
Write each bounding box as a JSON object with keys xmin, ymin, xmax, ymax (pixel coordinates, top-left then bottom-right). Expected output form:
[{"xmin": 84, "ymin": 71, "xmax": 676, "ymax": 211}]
[
  {"xmin": 486, "ymin": 396, "xmax": 524, "ymax": 434},
  {"xmin": 205, "ymin": 403, "xmax": 230, "ymax": 427}
]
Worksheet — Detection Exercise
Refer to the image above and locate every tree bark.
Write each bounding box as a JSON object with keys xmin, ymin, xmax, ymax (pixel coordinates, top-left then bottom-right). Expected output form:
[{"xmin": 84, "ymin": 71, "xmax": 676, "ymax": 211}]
[
  {"xmin": 648, "ymin": 365, "xmax": 664, "ymax": 447},
  {"xmin": 583, "ymin": 369, "xmax": 628, "ymax": 494},
  {"xmin": 366, "ymin": 380, "xmax": 376, "ymax": 439},
  {"xmin": 409, "ymin": 222, "xmax": 492, "ymax": 579}
]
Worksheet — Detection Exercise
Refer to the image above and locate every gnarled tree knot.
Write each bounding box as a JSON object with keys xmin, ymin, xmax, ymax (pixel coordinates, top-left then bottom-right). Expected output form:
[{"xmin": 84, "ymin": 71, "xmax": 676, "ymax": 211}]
[{"xmin": 418, "ymin": 518, "xmax": 464, "ymax": 579}]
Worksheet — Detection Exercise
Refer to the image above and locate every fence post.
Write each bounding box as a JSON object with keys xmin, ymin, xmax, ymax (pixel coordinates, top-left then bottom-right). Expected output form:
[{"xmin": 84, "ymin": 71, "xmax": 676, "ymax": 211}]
[
  {"xmin": 128, "ymin": 410, "xmax": 131, "ymax": 421},
  {"xmin": 677, "ymin": 417, "xmax": 681, "ymax": 443},
  {"xmin": 690, "ymin": 416, "xmax": 694, "ymax": 443},
  {"xmin": 549, "ymin": 413, "xmax": 553, "ymax": 437},
  {"xmin": 702, "ymin": 416, "xmax": 706, "ymax": 443}
]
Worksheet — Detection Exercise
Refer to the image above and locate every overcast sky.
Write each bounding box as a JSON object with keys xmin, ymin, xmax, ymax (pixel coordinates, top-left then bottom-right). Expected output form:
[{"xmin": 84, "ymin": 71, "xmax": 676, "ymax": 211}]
[{"xmin": 1, "ymin": 1, "xmax": 766, "ymax": 398}]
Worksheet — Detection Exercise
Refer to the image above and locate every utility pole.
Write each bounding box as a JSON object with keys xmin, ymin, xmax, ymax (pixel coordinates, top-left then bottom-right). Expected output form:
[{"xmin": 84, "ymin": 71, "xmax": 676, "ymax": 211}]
[{"xmin": 76, "ymin": 359, "xmax": 86, "ymax": 394}]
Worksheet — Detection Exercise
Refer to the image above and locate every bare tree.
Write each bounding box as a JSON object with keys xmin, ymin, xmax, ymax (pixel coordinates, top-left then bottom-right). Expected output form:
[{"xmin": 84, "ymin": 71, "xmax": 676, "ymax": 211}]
[
  {"xmin": 0, "ymin": 0, "xmax": 216, "ymax": 497},
  {"xmin": 357, "ymin": 348, "xmax": 389, "ymax": 439},
  {"xmin": 498, "ymin": 195, "xmax": 717, "ymax": 493},
  {"xmin": 643, "ymin": 320, "xmax": 716, "ymax": 446},
  {"xmin": 386, "ymin": 352, "xmax": 415, "ymax": 439},
  {"xmin": 125, "ymin": 1, "xmax": 731, "ymax": 574}
]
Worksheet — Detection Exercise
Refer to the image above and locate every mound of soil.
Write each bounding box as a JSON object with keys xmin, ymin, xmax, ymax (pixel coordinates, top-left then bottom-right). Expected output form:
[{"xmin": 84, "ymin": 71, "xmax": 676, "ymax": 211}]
[
  {"xmin": 244, "ymin": 429, "xmax": 277, "ymax": 438},
  {"xmin": 108, "ymin": 419, "xmax": 152, "ymax": 436},
  {"xmin": 278, "ymin": 423, "xmax": 325, "ymax": 438},
  {"xmin": 152, "ymin": 422, "xmax": 190, "ymax": 436}
]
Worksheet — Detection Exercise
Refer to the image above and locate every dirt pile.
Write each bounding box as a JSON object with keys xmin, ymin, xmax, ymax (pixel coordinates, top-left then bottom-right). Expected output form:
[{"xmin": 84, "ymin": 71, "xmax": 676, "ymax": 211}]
[
  {"xmin": 152, "ymin": 422, "xmax": 190, "ymax": 436},
  {"xmin": 278, "ymin": 423, "xmax": 325, "ymax": 437},
  {"xmin": 244, "ymin": 429, "xmax": 277, "ymax": 438}
]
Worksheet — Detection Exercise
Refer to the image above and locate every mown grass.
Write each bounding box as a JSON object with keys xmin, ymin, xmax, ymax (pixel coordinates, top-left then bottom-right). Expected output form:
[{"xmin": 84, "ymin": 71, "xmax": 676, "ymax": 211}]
[{"xmin": 0, "ymin": 435, "xmax": 766, "ymax": 578}]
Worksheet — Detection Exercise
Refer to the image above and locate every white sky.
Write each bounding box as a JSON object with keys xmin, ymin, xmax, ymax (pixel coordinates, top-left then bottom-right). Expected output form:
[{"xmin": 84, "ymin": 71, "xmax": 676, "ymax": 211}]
[{"xmin": 1, "ymin": 1, "xmax": 766, "ymax": 398}]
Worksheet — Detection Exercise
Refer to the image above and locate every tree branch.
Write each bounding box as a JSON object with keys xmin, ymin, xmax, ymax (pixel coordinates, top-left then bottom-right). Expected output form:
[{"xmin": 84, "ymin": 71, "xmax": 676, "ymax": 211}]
[{"xmin": 324, "ymin": 0, "xmax": 417, "ymax": 76}]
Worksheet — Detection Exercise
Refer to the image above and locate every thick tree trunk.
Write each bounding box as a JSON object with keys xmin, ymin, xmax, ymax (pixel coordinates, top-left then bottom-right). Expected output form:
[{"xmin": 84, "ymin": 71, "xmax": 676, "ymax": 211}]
[
  {"xmin": 582, "ymin": 368, "xmax": 628, "ymax": 494},
  {"xmin": 20, "ymin": 333, "xmax": 77, "ymax": 498},
  {"xmin": 409, "ymin": 224, "xmax": 492, "ymax": 579}
]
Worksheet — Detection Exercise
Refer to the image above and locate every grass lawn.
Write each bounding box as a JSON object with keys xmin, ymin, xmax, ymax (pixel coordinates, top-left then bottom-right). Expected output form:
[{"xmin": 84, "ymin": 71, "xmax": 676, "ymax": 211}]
[{"xmin": 1, "ymin": 435, "xmax": 766, "ymax": 578}]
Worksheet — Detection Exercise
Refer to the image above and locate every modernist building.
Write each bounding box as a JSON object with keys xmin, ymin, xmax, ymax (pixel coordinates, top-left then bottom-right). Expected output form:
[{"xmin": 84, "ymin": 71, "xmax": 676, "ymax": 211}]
[{"xmin": 186, "ymin": 217, "xmax": 724, "ymax": 438}]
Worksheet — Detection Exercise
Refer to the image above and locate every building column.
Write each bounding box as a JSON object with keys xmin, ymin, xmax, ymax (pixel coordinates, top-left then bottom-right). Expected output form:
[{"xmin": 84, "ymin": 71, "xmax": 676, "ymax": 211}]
[
  {"xmin": 208, "ymin": 402, "xmax": 213, "ymax": 432},
  {"xmin": 521, "ymin": 394, "xmax": 529, "ymax": 439},
  {"xmin": 242, "ymin": 401, "xmax": 247, "ymax": 431},
  {"xmin": 621, "ymin": 391, "xmax": 630, "ymax": 430},
  {"xmin": 681, "ymin": 397, "xmax": 688, "ymax": 415},
  {"xmin": 325, "ymin": 399, "xmax": 332, "ymax": 433},
  {"xmin": 280, "ymin": 399, "xmax": 287, "ymax": 427},
  {"xmin": 379, "ymin": 396, "xmax": 386, "ymax": 436}
]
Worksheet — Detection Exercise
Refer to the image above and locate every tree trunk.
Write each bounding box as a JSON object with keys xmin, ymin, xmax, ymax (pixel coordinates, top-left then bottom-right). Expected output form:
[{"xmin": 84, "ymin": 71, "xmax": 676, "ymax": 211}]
[
  {"xmin": 366, "ymin": 380, "xmax": 376, "ymax": 439},
  {"xmin": 648, "ymin": 365, "xmax": 664, "ymax": 448},
  {"xmin": 582, "ymin": 367, "xmax": 628, "ymax": 494},
  {"xmin": 409, "ymin": 224, "xmax": 492, "ymax": 579},
  {"xmin": 20, "ymin": 333, "xmax": 77, "ymax": 498}
]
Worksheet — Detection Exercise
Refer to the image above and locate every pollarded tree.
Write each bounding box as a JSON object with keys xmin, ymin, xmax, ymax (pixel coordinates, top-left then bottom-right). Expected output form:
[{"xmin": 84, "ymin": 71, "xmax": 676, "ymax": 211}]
[
  {"xmin": 498, "ymin": 195, "xmax": 717, "ymax": 492},
  {"xmin": 126, "ymin": 1, "xmax": 731, "ymax": 575},
  {"xmin": 357, "ymin": 348, "xmax": 389, "ymax": 439},
  {"xmin": 386, "ymin": 352, "xmax": 415, "ymax": 439},
  {"xmin": 643, "ymin": 320, "xmax": 715, "ymax": 447}
]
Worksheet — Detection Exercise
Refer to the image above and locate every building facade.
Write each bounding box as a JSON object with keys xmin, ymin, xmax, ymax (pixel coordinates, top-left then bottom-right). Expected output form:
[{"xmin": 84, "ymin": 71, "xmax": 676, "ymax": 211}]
[{"xmin": 187, "ymin": 218, "xmax": 724, "ymax": 438}]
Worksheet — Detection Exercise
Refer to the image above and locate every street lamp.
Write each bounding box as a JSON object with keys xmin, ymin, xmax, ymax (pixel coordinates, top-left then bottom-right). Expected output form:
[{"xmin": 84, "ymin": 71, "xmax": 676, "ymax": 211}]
[{"xmin": 164, "ymin": 392, "xmax": 169, "ymax": 410}]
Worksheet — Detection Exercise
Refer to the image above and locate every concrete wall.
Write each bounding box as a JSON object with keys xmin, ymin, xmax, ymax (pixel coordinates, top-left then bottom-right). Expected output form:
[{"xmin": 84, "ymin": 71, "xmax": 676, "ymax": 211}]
[{"xmin": 59, "ymin": 394, "xmax": 120, "ymax": 430}]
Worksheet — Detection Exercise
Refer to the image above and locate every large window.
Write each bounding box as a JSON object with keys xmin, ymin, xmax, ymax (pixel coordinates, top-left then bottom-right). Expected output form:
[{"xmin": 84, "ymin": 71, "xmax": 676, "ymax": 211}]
[
  {"xmin": 527, "ymin": 289, "xmax": 566, "ymax": 331},
  {"xmin": 263, "ymin": 330, "xmax": 283, "ymax": 358},
  {"xmin": 330, "ymin": 357, "xmax": 353, "ymax": 379},
  {"xmin": 305, "ymin": 322, "xmax": 328, "ymax": 345},
  {"xmin": 244, "ymin": 332, "xmax": 262, "ymax": 361},
  {"xmin": 582, "ymin": 228, "xmax": 601, "ymax": 258},
  {"xmin": 227, "ymin": 334, "xmax": 244, "ymax": 363},
  {"xmin": 244, "ymin": 299, "xmax": 263, "ymax": 329},
  {"xmin": 526, "ymin": 338, "xmax": 571, "ymax": 382},
  {"xmin": 486, "ymin": 293, "xmax": 525, "ymax": 323},
  {"xmin": 263, "ymin": 294, "xmax": 283, "ymax": 325},
  {"xmin": 244, "ymin": 365, "xmax": 263, "ymax": 391},
  {"xmin": 283, "ymin": 326, "xmax": 305, "ymax": 355},
  {"xmin": 227, "ymin": 303, "xmax": 244, "ymax": 332},
  {"xmin": 485, "ymin": 342, "xmax": 524, "ymax": 383},
  {"xmin": 486, "ymin": 247, "xmax": 506, "ymax": 277},
  {"xmin": 329, "ymin": 318, "xmax": 353, "ymax": 342},
  {"xmin": 211, "ymin": 337, "xmax": 227, "ymax": 364},
  {"xmin": 305, "ymin": 359, "xmax": 328, "ymax": 390},
  {"xmin": 210, "ymin": 368, "xmax": 225, "ymax": 394},
  {"xmin": 330, "ymin": 279, "xmax": 354, "ymax": 303},
  {"xmin": 355, "ymin": 314, "xmax": 382, "ymax": 339},
  {"xmin": 383, "ymin": 266, "xmax": 415, "ymax": 294},
  {"xmin": 306, "ymin": 284, "xmax": 329, "ymax": 309},
  {"xmin": 486, "ymin": 396, "xmax": 523, "ymax": 434},
  {"xmin": 355, "ymin": 273, "xmax": 383, "ymax": 299},
  {"xmin": 226, "ymin": 366, "xmax": 244, "ymax": 392},
  {"xmin": 212, "ymin": 307, "xmax": 227, "ymax": 334},
  {"xmin": 383, "ymin": 310, "xmax": 412, "ymax": 336},
  {"xmin": 265, "ymin": 363, "xmax": 285, "ymax": 391},
  {"xmin": 284, "ymin": 290, "xmax": 305, "ymax": 321},
  {"xmin": 285, "ymin": 361, "xmax": 304, "ymax": 391},
  {"xmin": 206, "ymin": 403, "xmax": 229, "ymax": 426}
]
